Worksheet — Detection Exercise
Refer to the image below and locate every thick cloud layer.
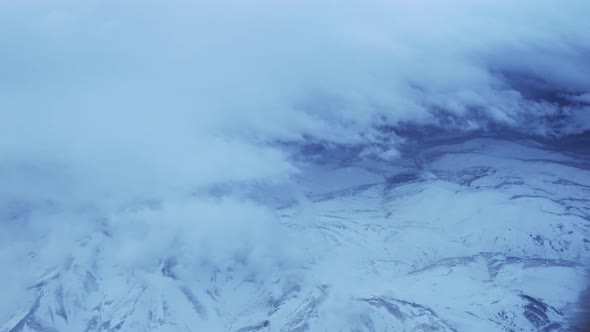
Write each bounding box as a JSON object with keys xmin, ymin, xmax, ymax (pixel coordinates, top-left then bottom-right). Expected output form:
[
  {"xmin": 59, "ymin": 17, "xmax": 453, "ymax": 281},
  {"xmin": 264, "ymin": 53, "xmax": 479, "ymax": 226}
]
[{"xmin": 0, "ymin": 0, "xmax": 589, "ymax": 322}]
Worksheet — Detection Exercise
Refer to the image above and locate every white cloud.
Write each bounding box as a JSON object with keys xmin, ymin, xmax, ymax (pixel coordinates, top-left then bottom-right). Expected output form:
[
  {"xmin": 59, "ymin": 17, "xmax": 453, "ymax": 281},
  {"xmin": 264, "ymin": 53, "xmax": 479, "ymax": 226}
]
[{"xmin": 0, "ymin": 1, "xmax": 588, "ymax": 315}]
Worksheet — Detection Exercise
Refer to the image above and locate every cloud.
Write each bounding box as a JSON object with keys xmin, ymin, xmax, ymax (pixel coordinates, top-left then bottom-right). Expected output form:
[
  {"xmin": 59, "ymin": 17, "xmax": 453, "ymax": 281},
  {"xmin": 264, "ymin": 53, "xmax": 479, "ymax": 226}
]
[{"xmin": 0, "ymin": 0, "xmax": 589, "ymax": 313}]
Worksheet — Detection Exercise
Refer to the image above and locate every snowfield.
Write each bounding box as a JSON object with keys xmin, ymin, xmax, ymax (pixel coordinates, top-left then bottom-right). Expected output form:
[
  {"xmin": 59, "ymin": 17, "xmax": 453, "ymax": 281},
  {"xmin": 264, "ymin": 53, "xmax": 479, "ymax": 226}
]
[{"xmin": 2, "ymin": 136, "xmax": 589, "ymax": 332}]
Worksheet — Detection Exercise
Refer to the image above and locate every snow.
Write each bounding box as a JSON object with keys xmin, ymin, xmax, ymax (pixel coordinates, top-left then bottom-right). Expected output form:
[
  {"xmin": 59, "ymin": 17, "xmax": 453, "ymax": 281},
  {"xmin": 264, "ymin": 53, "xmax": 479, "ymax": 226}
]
[{"xmin": 2, "ymin": 137, "xmax": 588, "ymax": 331}]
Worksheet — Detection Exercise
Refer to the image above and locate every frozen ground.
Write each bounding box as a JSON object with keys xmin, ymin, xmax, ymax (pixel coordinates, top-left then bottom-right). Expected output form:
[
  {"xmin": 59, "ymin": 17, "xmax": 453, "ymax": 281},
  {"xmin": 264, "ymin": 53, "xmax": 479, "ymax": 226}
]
[{"xmin": 2, "ymin": 136, "xmax": 589, "ymax": 332}]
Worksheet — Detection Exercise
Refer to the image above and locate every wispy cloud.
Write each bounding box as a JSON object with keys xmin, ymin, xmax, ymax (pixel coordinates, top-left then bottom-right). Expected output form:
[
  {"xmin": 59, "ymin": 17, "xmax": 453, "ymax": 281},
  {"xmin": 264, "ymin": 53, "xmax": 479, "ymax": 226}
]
[{"xmin": 0, "ymin": 1, "xmax": 588, "ymax": 319}]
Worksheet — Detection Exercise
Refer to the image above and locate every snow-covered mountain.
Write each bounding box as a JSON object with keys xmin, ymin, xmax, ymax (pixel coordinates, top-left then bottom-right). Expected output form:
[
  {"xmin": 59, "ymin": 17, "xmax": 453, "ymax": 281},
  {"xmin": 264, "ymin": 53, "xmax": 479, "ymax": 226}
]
[
  {"xmin": 2, "ymin": 1, "xmax": 590, "ymax": 331},
  {"xmin": 2, "ymin": 135, "xmax": 589, "ymax": 332}
]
